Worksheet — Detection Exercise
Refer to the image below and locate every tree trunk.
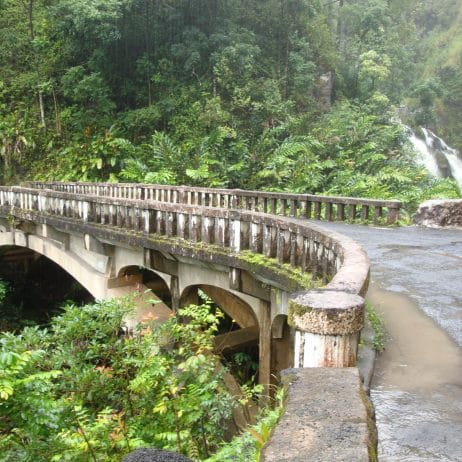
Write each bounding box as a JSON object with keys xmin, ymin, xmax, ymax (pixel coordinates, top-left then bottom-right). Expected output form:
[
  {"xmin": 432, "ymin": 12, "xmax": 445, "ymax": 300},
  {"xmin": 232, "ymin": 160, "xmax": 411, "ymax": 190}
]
[
  {"xmin": 38, "ymin": 90, "xmax": 46, "ymax": 130},
  {"xmin": 27, "ymin": 0, "xmax": 47, "ymax": 132},
  {"xmin": 337, "ymin": 0, "xmax": 346, "ymax": 52},
  {"xmin": 52, "ymin": 86, "xmax": 62, "ymax": 135}
]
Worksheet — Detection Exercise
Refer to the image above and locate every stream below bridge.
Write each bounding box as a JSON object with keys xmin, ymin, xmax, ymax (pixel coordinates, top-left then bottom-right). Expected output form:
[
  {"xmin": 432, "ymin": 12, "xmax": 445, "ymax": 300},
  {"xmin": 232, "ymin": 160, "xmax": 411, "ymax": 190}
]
[{"xmin": 314, "ymin": 222, "xmax": 462, "ymax": 461}]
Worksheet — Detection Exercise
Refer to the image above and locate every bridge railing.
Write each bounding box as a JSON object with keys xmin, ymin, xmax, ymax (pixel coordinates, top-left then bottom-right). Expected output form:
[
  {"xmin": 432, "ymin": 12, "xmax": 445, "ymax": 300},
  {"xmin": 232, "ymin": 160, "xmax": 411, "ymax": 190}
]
[
  {"xmin": 1, "ymin": 186, "xmax": 366, "ymax": 290},
  {"xmin": 0, "ymin": 185, "xmax": 369, "ymax": 369},
  {"xmin": 25, "ymin": 181, "xmax": 401, "ymax": 224}
]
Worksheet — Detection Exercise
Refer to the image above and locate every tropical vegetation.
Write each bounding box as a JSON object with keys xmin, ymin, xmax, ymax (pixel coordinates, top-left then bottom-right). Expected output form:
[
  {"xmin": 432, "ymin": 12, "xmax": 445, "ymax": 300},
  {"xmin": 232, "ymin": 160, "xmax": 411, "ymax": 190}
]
[
  {"xmin": 0, "ymin": 0, "xmax": 461, "ymax": 211},
  {"xmin": 2, "ymin": 2, "xmax": 462, "ymax": 459},
  {"xmin": 0, "ymin": 296, "xmax": 274, "ymax": 461}
]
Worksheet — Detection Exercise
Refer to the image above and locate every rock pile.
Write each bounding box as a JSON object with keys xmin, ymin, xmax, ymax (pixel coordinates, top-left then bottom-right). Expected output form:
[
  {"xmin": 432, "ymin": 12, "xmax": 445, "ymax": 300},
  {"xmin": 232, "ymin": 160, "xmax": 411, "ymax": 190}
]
[{"xmin": 414, "ymin": 199, "xmax": 462, "ymax": 228}]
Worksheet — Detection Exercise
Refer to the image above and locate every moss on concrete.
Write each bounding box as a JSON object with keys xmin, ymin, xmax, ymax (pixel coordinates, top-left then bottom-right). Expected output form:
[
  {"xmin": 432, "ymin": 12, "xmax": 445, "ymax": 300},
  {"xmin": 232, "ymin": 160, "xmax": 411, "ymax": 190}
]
[
  {"xmin": 143, "ymin": 234, "xmax": 322, "ymax": 291},
  {"xmin": 359, "ymin": 386, "xmax": 378, "ymax": 462},
  {"xmin": 287, "ymin": 302, "xmax": 312, "ymax": 327},
  {"xmin": 238, "ymin": 250, "xmax": 322, "ymax": 291},
  {"xmin": 5, "ymin": 207, "xmax": 323, "ymax": 292}
]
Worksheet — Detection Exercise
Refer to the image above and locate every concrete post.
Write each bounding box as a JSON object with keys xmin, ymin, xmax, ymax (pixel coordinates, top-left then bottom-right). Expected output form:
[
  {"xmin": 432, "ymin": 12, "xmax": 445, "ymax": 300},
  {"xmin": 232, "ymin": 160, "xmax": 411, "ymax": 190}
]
[
  {"xmin": 289, "ymin": 290, "xmax": 364, "ymax": 368},
  {"xmin": 170, "ymin": 276, "xmax": 180, "ymax": 312},
  {"xmin": 230, "ymin": 218, "xmax": 241, "ymax": 251},
  {"xmin": 388, "ymin": 206, "xmax": 400, "ymax": 224},
  {"xmin": 258, "ymin": 300, "xmax": 272, "ymax": 396}
]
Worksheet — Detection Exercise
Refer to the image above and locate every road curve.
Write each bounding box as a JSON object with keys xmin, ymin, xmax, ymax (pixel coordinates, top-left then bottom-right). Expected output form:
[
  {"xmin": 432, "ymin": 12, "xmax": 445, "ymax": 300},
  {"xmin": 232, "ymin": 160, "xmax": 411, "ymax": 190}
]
[
  {"xmin": 315, "ymin": 222, "xmax": 462, "ymax": 462},
  {"xmin": 315, "ymin": 222, "xmax": 462, "ymax": 346}
]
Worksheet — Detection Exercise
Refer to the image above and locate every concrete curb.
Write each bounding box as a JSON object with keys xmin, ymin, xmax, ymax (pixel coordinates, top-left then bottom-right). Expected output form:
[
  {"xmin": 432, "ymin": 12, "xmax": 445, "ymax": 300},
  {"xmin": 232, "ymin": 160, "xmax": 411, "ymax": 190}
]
[{"xmin": 261, "ymin": 368, "xmax": 374, "ymax": 462}]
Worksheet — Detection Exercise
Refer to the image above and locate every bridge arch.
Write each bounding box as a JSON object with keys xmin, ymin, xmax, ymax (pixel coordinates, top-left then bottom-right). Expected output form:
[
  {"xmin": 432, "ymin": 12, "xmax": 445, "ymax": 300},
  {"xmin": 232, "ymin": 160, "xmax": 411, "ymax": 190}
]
[
  {"xmin": 180, "ymin": 284, "xmax": 258, "ymax": 329},
  {"xmin": 0, "ymin": 184, "xmax": 370, "ymax": 372},
  {"xmin": 117, "ymin": 265, "xmax": 172, "ymax": 307},
  {"xmin": 0, "ymin": 231, "xmax": 108, "ymax": 299},
  {"xmin": 0, "ymin": 243, "xmax": 94, "ymax": 323}
]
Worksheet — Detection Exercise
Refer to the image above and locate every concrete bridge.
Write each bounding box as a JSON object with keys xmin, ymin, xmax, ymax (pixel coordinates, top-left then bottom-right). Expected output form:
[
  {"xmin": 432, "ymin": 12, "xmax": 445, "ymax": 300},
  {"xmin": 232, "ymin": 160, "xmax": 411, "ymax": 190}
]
[{"xmin": 0, "ymin": 182, "xmax": 401, "ymax": 461}]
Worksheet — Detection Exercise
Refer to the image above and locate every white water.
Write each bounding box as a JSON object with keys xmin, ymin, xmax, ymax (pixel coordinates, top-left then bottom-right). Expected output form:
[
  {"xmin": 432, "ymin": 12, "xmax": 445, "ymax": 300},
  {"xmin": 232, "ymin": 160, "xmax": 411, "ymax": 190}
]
[
  {"xmin": 409, "ymin": 131, "xmax": 442, "ymax": 177},
  {"xmin": 446, "ymin": 153, "xmax": 462, "ymax": 187},
  {"xmin": 409, "ymin": 127, "xmax": 462, "ymax": 189}
]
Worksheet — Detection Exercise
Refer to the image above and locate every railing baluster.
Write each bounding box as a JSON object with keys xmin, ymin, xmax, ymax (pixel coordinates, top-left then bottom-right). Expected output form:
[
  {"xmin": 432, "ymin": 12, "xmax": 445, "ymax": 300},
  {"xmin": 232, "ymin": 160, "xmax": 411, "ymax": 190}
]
[
  {"xmin": 325, "ymin": 203, "xmax": 333, "ymax": 221},
  {"xmin": 280, "ymin": 199, "xmax": 287, "ymax": 216},
  {"xmin": 314, "ymin": 202, "xmax": 321, "ymax": 220},
  {"xmin": 289, "ymin": 200, "xmax": 296, "ymax": 217},
  {"xmin": 361, "ymin": 205, "xmax": 369, "ymax": 221},
  {"xmin": 348, "ymin": 204, "xmax": 356, "ymax": 222},
  {"xmin": 374, "ymin": 206, "xmax": 382, "ymax": 224}
]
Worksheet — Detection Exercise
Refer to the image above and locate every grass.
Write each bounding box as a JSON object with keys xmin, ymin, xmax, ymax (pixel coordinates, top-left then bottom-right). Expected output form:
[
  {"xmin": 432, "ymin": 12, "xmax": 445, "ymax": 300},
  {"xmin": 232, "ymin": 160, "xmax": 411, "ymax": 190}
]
[{"xmin": 366, "ymin": 303, "xmax": 386, "ymax": 353}]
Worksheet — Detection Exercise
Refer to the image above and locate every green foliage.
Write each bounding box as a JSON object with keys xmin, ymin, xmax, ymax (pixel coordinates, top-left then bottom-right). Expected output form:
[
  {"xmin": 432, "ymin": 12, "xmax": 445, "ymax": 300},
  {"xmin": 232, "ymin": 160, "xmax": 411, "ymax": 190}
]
[
  {"xmin": 366, "ymin": 303, "xmax": 386, "ymax": 353},
  {"xmin": 408, "ymin": 1, "xmax": 462, "ymax": 150},
  {"xmin": 358, "ymin": 50, "xmax": 391, "ymax": 98},
  {"xmin": 36, "ymin": 131, "xmax": 135, "ymax": 182},
  {"xmin": 1, "ymin": 0, "xmax": 461, "ymax": 207},
  {"xmin": 0, "ymin": 349, "xmax": 58, "ymax": 401},
  {"xmin": 249, "ymin": 101, "xmax": 459, "ymax": 212},
  {"xmin": 204, "ymin": 387, "xmax": 285, "ymax": 462},
  {"xmin": 0, "ymin": 108, "xmax": 36, "ymax": 183},
  {"xmin": 60, "ymin": 66, "xmax": 116, "ymax": 134},
  {"xmin": 0, "ymin": 298, "xmax": 243, "ymax": 461}
]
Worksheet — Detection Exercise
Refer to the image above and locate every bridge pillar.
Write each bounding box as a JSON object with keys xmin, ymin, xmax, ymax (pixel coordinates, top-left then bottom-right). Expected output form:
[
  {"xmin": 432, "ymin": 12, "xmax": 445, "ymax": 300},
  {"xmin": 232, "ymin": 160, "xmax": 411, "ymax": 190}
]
[
  {"xmin": 170, "ymin": 276, "xmax": 180, "ymax": 312},
  {"xmin": 258, "ymin": 300, "xmax": 272, "ymax": 395},
  {"xmin": 289, "ymin": 290, "xmax": 364, "ymax": 368}
]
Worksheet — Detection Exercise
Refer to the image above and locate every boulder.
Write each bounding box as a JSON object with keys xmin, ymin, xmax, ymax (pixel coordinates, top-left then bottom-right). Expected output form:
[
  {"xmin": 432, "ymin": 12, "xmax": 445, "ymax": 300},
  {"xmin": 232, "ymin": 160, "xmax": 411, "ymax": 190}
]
[
  {"xmin": 414, "ymin": 199, "xmax": 462, "ymax": 227},
  {"xmin": 122, "ymin": 449, "xmax": 192, "ymax": 462}
]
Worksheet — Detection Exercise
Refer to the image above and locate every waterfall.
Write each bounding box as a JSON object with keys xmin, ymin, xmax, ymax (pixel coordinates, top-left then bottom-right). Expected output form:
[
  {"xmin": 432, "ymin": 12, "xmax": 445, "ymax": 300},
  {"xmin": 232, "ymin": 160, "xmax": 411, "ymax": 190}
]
[
  {"xmin": 408, "ymin": 130, "xmax": 442, "ymax": 177},
  {"xmin": 446, "ymin": 153, "xmax": 462, "ymax": 188},
  {"xmin": 408, "ymin": 127, "xmax": 462, "ymax": 189}
]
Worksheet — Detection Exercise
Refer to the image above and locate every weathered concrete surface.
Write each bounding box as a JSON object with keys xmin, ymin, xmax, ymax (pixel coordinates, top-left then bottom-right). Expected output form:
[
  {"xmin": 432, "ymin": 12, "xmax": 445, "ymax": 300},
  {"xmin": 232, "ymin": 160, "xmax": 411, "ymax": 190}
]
[
  {"xmin": 106, "ymin": 283, "xmax": 172, "ymax": 330},
  {"xmin": 289, "ymin": 290, "xmax": 365, "ymax": 367},
  {"xmin": 261, "ymin": 368, "xmax": 376, "ymax": 462},
  {"xmin": 356, "ymin": 317, "xmax": 377, "ymax": 393},
  {"xmin": 414, "ymin": 199, "xmax": 462, "ymax": 228},
  {"xmin": 289, "ymin": 290, "xmax": 364, "ymax": 335}
]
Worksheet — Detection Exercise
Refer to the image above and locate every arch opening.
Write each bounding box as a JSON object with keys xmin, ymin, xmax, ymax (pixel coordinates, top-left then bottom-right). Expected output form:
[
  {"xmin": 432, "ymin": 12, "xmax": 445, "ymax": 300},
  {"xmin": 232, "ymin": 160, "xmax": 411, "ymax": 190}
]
[
  {"xmin": 0, "ymin": 246, "xmax": 94, "ymax": 330},
  {"xmin": 180, "ymin": 284, "xmax": 260, "ymax": 386},
  {"xmin": 118, "ymin": 265, "xmax": 172, "ymax": 307}
]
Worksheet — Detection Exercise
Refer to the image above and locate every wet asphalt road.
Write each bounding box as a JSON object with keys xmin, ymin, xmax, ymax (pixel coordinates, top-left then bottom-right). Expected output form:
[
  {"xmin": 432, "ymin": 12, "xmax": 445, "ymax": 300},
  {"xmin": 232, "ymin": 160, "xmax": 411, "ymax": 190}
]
[
  {"xmin": 317, "ymin": 223, "xmax": 462, "ymax": 347},
  {"xmin": 315, "ymin": 222, "xmax": 462, "ymax": 462}
]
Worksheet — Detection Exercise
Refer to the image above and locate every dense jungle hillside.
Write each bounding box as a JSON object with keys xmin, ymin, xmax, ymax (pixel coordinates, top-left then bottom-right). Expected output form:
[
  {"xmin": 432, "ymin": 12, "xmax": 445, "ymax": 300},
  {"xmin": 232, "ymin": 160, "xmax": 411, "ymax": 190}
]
[{"xmin": 1, "ymin": 0, "xmax": 461, "ymax": 211}]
